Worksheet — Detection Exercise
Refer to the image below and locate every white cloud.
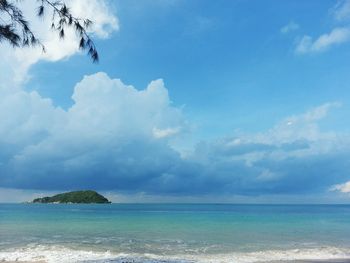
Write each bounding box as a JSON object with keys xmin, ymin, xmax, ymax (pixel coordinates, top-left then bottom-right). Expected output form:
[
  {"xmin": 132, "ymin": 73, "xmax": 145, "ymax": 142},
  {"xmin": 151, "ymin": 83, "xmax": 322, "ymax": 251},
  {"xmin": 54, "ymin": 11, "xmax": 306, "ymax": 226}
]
[
  {"xmin": 153, "ymin": 127, "xmax": 181, "ymax": 138},
  {"xmin": 192, "ymin": 102, "xmax": 346, "ymax": 170},
  {"xmin": 294, "ymin": 1, "xmax": 350, "ymax": 54},
  {"xmin": 68, "ymin": 0, "xmax": 119, "ymax": 38},
  {"xmin": 0, "ymin": 0, "xmax": 349, "ymax": 198},
  {"xmin": 0, "ymin": 89, "xmax": 65, "ymax": 146},
  {"xmin": 330, "ymin": 181, "xmax": 350, "ymax": 193},
  {"xmin": 64, "ymin": 74, "xmax": 184, "ymax": 140},
  {"xmin": 0, "ymin": 0, "xmax": 119, "ymax": 86},
  {"xmin": 0, "ymin": 72, "xmax": 186, "ymax": 190},
  {"xmin": 281, "ymin": 21, "xmax": 299, "ymax": 34},
  {"xmin": 333, "ymin": 0, "xmax": 350, "ymax": 21},
  {"xmin": 295, "ymin": 27, "xmax": 350, "ymax": 54},
  {"xmin": 295, "ymin": 35, "xmax": 313, "ymax": 54},
  {"xmin": 240, "ymin": 102, "xmax": 339, "ymax": 147},
  {"xmin": 1, "ymin": 81, "xmax": 349, "ymax": 198}
]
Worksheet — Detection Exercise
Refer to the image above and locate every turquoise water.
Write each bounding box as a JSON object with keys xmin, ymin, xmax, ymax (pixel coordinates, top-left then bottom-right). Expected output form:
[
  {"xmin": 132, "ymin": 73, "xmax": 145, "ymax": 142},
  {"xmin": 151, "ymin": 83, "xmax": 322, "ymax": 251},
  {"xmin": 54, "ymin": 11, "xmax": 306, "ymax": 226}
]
[{"xmin": 1, "ymin": 204, "xmax": 350, "ymax": 262}]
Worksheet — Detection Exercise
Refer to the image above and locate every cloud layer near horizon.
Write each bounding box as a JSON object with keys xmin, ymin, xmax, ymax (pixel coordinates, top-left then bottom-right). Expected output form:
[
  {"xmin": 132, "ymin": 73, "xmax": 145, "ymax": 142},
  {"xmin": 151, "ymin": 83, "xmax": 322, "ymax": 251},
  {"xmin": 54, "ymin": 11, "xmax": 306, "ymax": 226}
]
[
  {"xmin": 1, "ymin": 0, "xmax": 350, "ymax": 199},
  {"xmin": 1, "ymin": 72, "xmax": 350, "ymax": 196},
  {"xmin": 0, "ymin": 72, "xmax": 186, "ymax": 191}
]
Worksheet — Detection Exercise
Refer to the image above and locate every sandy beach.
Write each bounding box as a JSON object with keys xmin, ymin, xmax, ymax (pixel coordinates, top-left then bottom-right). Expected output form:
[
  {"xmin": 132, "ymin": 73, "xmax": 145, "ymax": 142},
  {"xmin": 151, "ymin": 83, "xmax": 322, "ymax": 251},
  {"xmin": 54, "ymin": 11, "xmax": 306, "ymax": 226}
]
[
  {"xmin": 3, "ymin": 260, "xmax": 350, "ymax": 263},
  {"xmin": 4, "ymin": 260, "xmax": 350, "ymax": 262},
  {"xmin": 266, "ymin": 261, "xmax": 350, "ymax": 263}
]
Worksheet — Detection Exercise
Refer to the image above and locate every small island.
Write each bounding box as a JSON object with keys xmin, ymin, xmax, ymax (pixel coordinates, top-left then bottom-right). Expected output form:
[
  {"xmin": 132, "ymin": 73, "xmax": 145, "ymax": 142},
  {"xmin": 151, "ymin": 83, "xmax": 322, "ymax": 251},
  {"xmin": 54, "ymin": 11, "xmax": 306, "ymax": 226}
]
[{"xmin": 31, "ymin": 190, "xmax": 111, "ymax": 204}]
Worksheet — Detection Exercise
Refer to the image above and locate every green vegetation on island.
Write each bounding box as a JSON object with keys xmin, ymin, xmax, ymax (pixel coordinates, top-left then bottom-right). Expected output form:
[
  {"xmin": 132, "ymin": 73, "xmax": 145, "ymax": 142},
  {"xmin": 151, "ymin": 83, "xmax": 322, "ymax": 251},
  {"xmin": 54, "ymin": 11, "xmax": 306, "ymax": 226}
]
[{"xmin": 31, "ymin": 190, "xmax": 111, "ymax": 204}]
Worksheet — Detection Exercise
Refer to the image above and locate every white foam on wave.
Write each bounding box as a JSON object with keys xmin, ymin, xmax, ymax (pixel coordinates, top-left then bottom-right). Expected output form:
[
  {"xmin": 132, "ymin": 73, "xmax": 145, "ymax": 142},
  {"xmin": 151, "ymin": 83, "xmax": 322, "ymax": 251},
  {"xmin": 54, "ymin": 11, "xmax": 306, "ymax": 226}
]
[
  {"xmin": 1, "ymin": 244, "xmax": 350, "ymax": 263},
  {"xmin": 196, "ymin": 247, "xmax": 350, "ymax": 262},
  {"xmin": 0, "ymin": 245, "xmax": 114, "ymax": 263}
]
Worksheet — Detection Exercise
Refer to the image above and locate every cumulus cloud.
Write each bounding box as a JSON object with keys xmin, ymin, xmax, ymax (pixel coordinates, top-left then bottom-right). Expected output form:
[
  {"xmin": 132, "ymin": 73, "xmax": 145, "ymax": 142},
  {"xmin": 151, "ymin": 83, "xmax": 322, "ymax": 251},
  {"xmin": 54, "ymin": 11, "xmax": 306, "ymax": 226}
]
[
  {"xmin": 1, "ymin": 2, "xmax": 350, "ymax": 201},
  {"xmin": 1, "ymin": 73, "xmax": 350, "ymax": 198},
  {"xmin": 330, "ymin": 181, "xmax": 350, "ymax": 193},
  {"xmin": 153, "ymin": 127, "xmax": 181, "ymax": 139},
  {"xmin": 332, "ymin": 0, "xmax": 350, "ymax": 21},
  {"xmin": 295, "ymin": 1, "xmax": 350, "ymax": 54},
  {"xmin": 68, "ymin": 0, "xmax": 119, "ymax": 38},
  {"xmin": 188, "ymin": 102, "xmax": 350, "ymax": 195},
  {"xmin": 295, "ymin": 27, "xmax": 350, "ymax": 54},
  {"xmin": 0, "ymin": 0, "xmax": 349, "ymax": 197},
  {"xmin": 0, "ymin": 72, "xmax": 187, "ymax": 192},
  {"xmin": 280, "ymin": 21, "xmax": 299, "ymax": 34},
  {"xmin": 0, "ymin": 0, "xmax": 118, "ymax": 86}
]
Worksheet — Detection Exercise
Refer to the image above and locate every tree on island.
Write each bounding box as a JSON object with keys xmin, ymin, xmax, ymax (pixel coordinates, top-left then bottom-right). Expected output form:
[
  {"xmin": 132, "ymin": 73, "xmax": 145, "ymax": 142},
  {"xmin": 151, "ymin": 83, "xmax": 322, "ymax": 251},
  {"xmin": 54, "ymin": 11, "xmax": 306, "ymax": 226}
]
[
  {"xmin": 32, "ymin": 190, "xmax": 111, "ymax": 204},
  {"xmin": 0, "ymin": 0, "xmax": 99, "ymax": 62}
]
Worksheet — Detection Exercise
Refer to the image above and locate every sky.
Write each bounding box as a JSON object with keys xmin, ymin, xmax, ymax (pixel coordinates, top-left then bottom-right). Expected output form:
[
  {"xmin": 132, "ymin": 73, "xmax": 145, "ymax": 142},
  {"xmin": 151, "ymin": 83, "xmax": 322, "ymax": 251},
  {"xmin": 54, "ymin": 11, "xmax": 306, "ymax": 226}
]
[{"xmin": 1, "ymin": 0, "xmax": 350, "ymax": 203}]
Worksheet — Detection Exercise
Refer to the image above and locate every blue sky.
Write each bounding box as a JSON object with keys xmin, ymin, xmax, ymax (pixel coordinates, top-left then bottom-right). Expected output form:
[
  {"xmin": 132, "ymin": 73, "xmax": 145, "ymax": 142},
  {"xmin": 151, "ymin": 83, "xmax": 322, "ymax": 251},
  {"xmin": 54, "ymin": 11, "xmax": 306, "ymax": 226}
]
[
  {"xmin": 28, "ymin": 0, "xmax": 350, "ymax": 134},
  {"xmin": 1, "ymin": 0, "xmax": 350, "ymax": 202}
]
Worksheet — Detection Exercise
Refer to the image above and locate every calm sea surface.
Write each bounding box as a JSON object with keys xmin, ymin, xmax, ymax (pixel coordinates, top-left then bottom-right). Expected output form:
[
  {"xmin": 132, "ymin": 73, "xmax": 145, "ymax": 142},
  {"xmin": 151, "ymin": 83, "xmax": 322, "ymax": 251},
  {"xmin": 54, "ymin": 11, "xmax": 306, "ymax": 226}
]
[{"xmin": 1, "ymin": 204, "xmax": 350, "ymax": 262}]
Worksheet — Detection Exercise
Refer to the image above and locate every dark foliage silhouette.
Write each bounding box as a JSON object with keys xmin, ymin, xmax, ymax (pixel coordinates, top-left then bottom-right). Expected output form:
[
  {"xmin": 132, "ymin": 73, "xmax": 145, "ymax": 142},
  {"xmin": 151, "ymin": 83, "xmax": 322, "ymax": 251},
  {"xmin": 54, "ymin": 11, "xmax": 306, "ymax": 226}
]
[{"xmin": 0, "ymin": 0, "xmax": 99, "ymax": 62}]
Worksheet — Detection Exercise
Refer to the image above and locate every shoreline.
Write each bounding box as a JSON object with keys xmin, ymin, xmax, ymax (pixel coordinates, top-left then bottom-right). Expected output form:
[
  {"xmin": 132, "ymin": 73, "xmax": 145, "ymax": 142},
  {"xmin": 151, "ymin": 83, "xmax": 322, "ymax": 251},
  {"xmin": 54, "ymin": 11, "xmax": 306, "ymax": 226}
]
[
  {"xmin": 3, "ymin": 260, "xmax": 350, "ymax": 263},
  {"xmin": 266, "ymin": 261, "xmax": 350, "ymax": 263}
]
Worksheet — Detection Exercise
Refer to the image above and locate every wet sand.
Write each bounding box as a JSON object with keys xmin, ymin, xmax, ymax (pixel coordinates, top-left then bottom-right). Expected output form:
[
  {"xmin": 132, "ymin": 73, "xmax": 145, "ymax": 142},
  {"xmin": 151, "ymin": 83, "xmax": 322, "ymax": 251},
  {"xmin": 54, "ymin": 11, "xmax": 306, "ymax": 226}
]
[
  {"xmin": 266, "ymin": 260, "xmax": 350, "ymax": 263},
  {"xmin": 3, "ymin": 260, "xmax": 350, "ymax": 263}
]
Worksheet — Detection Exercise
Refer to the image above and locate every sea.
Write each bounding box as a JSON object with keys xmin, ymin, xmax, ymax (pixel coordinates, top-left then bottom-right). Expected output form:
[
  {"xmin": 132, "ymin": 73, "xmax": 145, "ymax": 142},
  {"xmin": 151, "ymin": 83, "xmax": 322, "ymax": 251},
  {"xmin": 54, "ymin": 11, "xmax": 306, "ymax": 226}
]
[{"xmin": 1, "ymin": 204, "xmax": 350, "ymax": 263}]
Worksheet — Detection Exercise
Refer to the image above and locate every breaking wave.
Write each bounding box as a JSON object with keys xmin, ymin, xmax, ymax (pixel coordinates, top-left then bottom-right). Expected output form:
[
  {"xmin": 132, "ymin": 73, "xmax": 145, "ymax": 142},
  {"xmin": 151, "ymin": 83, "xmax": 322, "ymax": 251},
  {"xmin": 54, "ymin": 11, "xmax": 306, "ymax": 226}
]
[{"xmin": 1, "ymin": 244, "xmax": 350, "ymax": 263}]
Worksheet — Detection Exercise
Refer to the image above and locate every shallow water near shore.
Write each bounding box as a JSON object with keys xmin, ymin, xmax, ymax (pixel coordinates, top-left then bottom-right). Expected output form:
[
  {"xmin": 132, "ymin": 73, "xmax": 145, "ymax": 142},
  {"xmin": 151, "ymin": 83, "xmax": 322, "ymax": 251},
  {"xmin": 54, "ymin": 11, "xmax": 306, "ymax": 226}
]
[{"xmin": 1, "ymin": 204, "xmax": 350, "ymax": 262}]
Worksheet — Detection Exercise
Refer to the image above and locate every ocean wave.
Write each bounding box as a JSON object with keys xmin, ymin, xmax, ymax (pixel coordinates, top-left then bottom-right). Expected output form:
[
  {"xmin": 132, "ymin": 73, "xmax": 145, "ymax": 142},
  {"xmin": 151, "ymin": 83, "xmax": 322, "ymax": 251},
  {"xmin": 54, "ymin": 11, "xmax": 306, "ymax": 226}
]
[{"xmin": 1, "ymin": 244, "xmax": 350, "ymax": 263}]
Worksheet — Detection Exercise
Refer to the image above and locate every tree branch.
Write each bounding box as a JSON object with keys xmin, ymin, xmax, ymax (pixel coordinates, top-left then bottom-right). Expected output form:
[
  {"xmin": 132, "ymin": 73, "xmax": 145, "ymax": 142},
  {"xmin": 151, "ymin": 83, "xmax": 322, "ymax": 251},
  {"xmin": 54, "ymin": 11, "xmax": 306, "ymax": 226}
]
[{"xmin": 0, "ymin": 0, "xmax": 99, "ymax": 62}]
